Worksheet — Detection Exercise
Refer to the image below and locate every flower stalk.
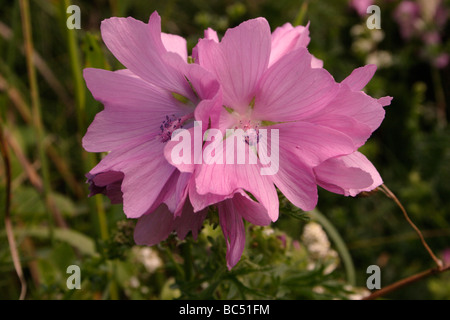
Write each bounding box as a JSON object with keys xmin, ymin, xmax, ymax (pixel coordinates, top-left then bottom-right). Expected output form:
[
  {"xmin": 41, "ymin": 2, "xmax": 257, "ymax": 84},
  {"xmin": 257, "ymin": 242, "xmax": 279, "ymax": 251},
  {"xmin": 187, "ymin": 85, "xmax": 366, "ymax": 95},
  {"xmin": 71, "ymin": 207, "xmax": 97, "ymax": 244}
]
[
  {"xmin": 379, "ymin": 184, "xmax": 443, "ymax": 269},
  {"xmin": 19, "ymin": 0, "xmax": 56, "ymax": 240}
]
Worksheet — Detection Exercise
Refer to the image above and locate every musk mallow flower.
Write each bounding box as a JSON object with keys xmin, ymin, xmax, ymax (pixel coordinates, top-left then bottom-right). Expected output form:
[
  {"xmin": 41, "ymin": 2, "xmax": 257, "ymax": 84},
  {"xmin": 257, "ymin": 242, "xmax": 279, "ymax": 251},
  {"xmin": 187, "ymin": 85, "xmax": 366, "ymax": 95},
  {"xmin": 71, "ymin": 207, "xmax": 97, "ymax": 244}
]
[
  {"xmin": 258, "ymin": 21, "xmax": 392, "ymax": 197},
  {"xmin": 312, "ymin": 65, "xmax": 392, "ymax": 196},
  {"xmin": 83, "ymin": 11, "xmax": 221, "ymax": 224},
  {"xmin": 83, "ymin": 12, "xmax": 273, "ymax": 269},
  {"xmin": 182, "ymin": 17, "xmax": 389, "ymax": 223},
  {"xmin": 84, "ymin": 12, "xmax": 392, "ymax": 269}
]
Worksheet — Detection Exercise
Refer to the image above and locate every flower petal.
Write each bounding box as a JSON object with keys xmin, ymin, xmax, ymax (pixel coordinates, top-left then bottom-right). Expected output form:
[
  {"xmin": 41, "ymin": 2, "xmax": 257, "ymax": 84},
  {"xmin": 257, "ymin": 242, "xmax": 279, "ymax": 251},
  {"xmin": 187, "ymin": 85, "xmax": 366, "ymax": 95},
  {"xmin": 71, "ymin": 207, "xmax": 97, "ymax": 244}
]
[
  {"xmin": 269, "ymin": 23, "xmax": 310, "ymax": 67},
  {"xmin": 89, "ymin": 139, "xmax": 175, "ymax": 218},
  {"xmin": 218, "ymin": 199, "xmax": 246, "ymax": 269},
  {"xmin": 309, "ymin": 84, "xmax": 386, "ymax": 132},
  {"xmin": 82, "ymin": 68, "xmax": 191, "ymax": 153},
  {"xmin": 314, "ymin": 151, "xmax": 382, "ymax": 196},
  {"xmin": 173, "ymin": 200, "xmax": 208, "ymax": 240},
  {"xmin": 270, "ymin": 148, "xmax": 319, "ymax": 211},
  {"xmin": 196, "ymin": 18, "xmax": 271, "ymax": 113},
  {"xmin": 161, "ymin": 32, "xmax": 188, "ymax": 61},
  {"xmin": 253, "ymin": 48, "xmax": 339, "ymax": 122},
  {"xmin": 341, "ymin": 64, "xmax": 377, "ymax": 91},
  {"xmin": 100, "ymin": 12, "xmax": 192, "ymax": 96},
  {"xmin": 306, "ymin": 113, "xmax": 373, "ymax": 149},
  {"xmin": 188, "ymin": 178, "xmax": 234, "ymax": 212},
  {"xmin": 87, "ymin": 171, "xmax": 124, "ymax": 204},
  {"xmin": 134, "ymin": 204, "xmax": 175, "ymax": 246},
  {"xmin": 231, "ymin": 191, "xmax": 272, "ymax": 226},
  {"xmin": 195, "ymin": 137, "xmax": 279, "ymax": 221},
  {"xmin": 271, "ymin": 121, "xmax": 356, "ymax": 168}
]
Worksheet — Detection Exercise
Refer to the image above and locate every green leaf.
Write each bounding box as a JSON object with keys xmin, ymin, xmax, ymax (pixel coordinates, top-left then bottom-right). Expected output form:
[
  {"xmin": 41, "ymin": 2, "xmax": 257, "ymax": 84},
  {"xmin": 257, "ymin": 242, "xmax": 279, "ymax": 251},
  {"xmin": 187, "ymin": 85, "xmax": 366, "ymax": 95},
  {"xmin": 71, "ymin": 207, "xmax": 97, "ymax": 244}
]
[{"xmin": 14, "ymin": 226, "xmax": 97, "ymax": 256}]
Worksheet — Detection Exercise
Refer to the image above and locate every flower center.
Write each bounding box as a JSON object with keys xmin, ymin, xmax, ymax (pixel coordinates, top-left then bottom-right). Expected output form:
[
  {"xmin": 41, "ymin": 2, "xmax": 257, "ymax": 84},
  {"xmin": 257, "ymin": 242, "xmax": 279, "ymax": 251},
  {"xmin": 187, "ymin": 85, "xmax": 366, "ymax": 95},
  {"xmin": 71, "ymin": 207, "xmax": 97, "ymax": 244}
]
[
  {"xmin": 234, "ymin": 119, "xmax": 261, "ymax": 146},
  {"xmin": 158, "ymin": 113, "xmax": 194, "ymax": 143}
]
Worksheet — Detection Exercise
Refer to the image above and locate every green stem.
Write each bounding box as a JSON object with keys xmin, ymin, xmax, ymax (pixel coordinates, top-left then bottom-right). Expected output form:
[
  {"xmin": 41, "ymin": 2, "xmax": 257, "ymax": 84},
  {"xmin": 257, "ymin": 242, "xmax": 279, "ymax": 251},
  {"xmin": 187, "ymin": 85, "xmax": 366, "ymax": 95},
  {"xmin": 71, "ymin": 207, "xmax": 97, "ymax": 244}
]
[
  {"xmin": 19, "ymin": 0, "xmax": 54, "ymax": 241},
  {"xmin": 61, "ymin": 0, "xmax": 113, "ymax": 299},
  {"xmin": 164, "ymin": 244, "xmax": 185, "ymax": 280},
  {"xmin": 181, "ymin": 240, "xmax": 194, "ymax": 282},
  {"xmin": 293, "ymin": 0, "xmax": 309, "ymax": 26},
  {"xmin": 309, "ymin": 209, "xmax": 356, "ymax": 286},
  {"xmin": 431, "ymin": 67, "xmax": 447, "ymax": 128},
  {"xmin": 62, "ymin": 0, "xmax": 85, "ymax": 134},
  {"xmin": 61, "ymin": 0, "xmax": 108, "ymax": 241}
]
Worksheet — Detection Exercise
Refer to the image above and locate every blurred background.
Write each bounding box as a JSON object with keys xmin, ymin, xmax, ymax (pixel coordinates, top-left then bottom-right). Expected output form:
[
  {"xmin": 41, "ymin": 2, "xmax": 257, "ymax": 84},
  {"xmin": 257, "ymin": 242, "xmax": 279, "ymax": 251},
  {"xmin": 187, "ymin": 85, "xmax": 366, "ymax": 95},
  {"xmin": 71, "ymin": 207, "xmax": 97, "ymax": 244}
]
[{"xmin": 0, "ymin": 0, "xmax": 449, "ymax": 300}]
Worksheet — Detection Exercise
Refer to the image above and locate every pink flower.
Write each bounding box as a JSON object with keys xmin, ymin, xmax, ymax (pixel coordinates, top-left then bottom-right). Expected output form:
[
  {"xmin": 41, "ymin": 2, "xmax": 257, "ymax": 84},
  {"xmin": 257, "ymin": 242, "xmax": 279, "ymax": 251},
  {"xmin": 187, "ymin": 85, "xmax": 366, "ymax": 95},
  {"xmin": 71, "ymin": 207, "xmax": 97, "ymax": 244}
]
[
  {"xmin": 86, "ymin": 171, "xmax": 123, "ymax": 204},
  {"xmin": 185, "ymin": 17, "xmax": 388, "ymax": 221},
  {"xmin": 393, "ymin": 1, "xmax": 421, "ymax": 39},
  {"xmin": 269, "ymin": 22, "xmax": 323, "ymax": 68},
  {"xmin": 394, "ymin": 0, "xmax": 448, "ymax": 41},
  {"xmin": 83, "ymin": 12, "xmax": 273, "ymax": 269},
  {"xmin": 349, "ymin": 0, "xmax": 374, "ymax": 17},
  {"xmin": 265, "ymin": 27, "xmax": 392, "ymax": 196},
  {"xmin": 83, "ymin": 12, "xmax": 220, "ymax": 235},
  {"xmin": 313, "ymin": 65, "xmax": 392, "ymax": 196},
  {"xmin": 433, "ymin": 53, "xmax": 449, "ymax": 69},
  {"xmin": 84, "ymin": 13, "xmax": 392, "ymax": 270}
]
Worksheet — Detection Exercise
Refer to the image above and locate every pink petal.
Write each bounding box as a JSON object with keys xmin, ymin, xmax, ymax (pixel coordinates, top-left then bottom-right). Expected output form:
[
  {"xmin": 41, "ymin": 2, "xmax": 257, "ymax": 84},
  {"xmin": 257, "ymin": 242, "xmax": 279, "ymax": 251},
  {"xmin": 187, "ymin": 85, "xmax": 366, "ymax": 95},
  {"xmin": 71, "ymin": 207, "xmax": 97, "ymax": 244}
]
[
  {"xmin": 253, "ymin": 48, "xmax": 339, "ymax": 122},
  {"xmin": 173, "ymin": 200, "xmax": 208, "ymax": 240},
  {"xmin": 271, "ymin": 121, "xmax": 356, "ymax": 168},
  {"xmin": 90, "ymin": 139, "xmax": 176, "ymax": 218},
  {"xmin": 134, "ymin": 200, "xmax": 207, "ymax": 246},
  {"xmin": 192, "ymin": 28, "xmax": 219, "ymax": 63},
  {"xmin": 204, "ymin": 28, "xmax": 219, "ymax": 42},
  {"xmin": 306, "ymin": 84, "xmax": 386, "ymax": 133},
  {"xmin": 195, "ymin": 138, "xmax": 279, "ymax": 221},
  {"xmin": 82, "ymin": 68, "xmax": 192, "ymax": 153},
  {"xmin": 134, "ymin": 204, "xmax": 175, "ymax": 246},
  {"xmin": 164, "ymin": 127, "xmax": 200, "ymax": 174},
  {"xmin": 269, "ymin": 23, "xmax": 310, "ymax": 67},
  {"xmin": 311, "ymin": 56, "xmax": 324, "ymax": 68},
  {"xmin": 218, "ymin": 199, "xmax": 246, "ymax": 269},
  {"xmin": 307, "ymin": 113, "xmax": 373, "ymax": 149},
  {"xmin": 100, "ymin": 12, "xmax": 192, "ymax": 97},
  {"xmin": 159, "ymin": 53, "xmax": 222, "ymax": 126},
  {"xmin": 183, "ymin": 63, "xmax": 222, "ymax": 126},
  {"xmin": 314, "ymin": 151, "xmax": 382, "ymax": 196},
  {"xmin": 158, "ymin": 171, "xmax": 191, "ymax": 216},
  {"xmin": 161, "ymin": 32, "xmax": 188, "ymax": 61},
  {"xmin": 87, "ymin": 171, "xmax": 124, "ymax": 204},
  {"xmin": 231, "ymin": 191, "xmax": 272, "ymax": 226},
  {"xmin": 378, "ymin": 96, "xmax": 393, "ymax": 107},
  {"xmin": 269, "ymin": 148, "xmax": 319, "ymax": 211},
  {"xmin": 341, "ymin": 64, "xmax": 377, "ymax": 91},
  {"xmin": 188, "ymin": 179, "xmax": 234, "ymax": 212},
  {"xmin": 196, "ymin": 18, "xmax": 271, "ymax": 114}
]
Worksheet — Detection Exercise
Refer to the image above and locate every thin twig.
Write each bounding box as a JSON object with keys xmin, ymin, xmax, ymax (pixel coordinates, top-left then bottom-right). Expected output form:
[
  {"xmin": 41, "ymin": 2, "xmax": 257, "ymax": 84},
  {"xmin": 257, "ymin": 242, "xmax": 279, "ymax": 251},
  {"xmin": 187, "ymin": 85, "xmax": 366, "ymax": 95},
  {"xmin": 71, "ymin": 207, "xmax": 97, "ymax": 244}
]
[
  {"xmin": 0, "ymin": 121, "xmax": 27, "ymax": 300},
  {"xmin": 363, "ymin": 264, "xmax": 450, "ymax": 300},
  {"xmin": 380, "ymin": 184, "xmax": 443, "ymax": 269}
]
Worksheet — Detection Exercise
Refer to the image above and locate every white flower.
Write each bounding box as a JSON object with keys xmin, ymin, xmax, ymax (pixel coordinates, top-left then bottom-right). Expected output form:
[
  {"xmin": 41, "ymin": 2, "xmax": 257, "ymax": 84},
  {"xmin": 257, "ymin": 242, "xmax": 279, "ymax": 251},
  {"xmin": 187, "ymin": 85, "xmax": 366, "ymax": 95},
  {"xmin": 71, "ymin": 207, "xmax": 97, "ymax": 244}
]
[{"xmin": 132, "ymin": 247, "xmax": 163, "ymax": 273}]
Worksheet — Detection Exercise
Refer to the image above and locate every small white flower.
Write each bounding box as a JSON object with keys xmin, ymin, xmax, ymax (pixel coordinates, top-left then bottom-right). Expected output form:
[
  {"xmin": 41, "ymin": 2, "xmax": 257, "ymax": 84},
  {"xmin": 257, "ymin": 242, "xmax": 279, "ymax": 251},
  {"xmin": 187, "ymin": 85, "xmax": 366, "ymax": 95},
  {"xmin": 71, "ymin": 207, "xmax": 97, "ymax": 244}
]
[{"xmin": 132, "ymin": 246, "xmax": 163, "ymax": 273}]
